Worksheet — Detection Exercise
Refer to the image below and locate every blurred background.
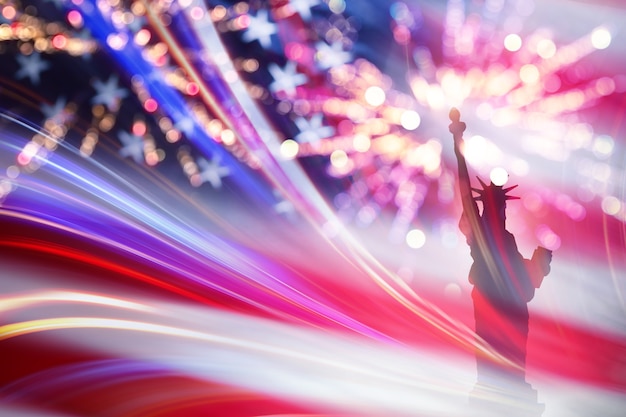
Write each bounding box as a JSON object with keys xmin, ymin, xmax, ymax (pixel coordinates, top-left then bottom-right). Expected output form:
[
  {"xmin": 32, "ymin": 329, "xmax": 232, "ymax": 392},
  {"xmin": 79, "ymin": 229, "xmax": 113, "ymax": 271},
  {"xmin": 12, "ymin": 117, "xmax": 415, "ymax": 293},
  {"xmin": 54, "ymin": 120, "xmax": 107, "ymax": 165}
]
[{"xmin": 1, "ymin": 1, "xmax": 625, "ymax": 416}]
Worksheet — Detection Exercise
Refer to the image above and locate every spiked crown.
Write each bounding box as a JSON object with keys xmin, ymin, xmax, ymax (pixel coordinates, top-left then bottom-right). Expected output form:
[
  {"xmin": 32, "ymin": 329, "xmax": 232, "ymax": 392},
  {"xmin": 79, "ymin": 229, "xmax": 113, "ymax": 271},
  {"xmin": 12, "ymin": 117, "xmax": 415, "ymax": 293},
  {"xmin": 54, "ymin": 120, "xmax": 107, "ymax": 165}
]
[{"xmin": 472, "ymin": 176, "xmax": 520, "ymax": 207}]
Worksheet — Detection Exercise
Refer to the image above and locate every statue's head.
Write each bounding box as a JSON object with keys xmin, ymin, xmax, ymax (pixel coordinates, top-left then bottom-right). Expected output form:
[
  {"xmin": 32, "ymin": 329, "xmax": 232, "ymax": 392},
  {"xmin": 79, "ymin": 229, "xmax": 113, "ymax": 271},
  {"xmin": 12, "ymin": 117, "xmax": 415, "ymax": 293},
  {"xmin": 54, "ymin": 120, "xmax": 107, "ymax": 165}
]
[{"xmin": 473, "ymin": 177, "xmax": 519, "ymax": 226}]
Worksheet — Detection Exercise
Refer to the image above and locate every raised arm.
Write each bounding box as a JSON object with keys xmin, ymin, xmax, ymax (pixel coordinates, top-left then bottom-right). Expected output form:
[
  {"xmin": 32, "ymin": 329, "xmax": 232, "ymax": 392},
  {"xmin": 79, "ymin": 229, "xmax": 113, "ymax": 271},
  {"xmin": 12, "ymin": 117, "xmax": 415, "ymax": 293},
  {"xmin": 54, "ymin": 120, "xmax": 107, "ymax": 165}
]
[{"xmin": 449, "ymin": 108, "xmax": 479, "ymax": 220}]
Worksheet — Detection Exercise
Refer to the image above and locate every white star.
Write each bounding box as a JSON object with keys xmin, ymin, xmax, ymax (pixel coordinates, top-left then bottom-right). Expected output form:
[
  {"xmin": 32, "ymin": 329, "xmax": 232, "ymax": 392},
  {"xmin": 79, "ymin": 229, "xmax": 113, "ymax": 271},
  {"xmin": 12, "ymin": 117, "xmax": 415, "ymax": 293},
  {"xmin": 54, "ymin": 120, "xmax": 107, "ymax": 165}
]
[
  {"xmin": 41, "ymin": 97, "xmax": 70, "ymax": 124},
  {"xmin": 275, "ymin": 199, "xmax": 294, "ymax": 214},
  {"xmin": 242, "ymin": 9, "xmax": 277, "ymax": 49},
  {"xmin": 289, "ymin": 0, "xmax": 321, "ymax": 21},
  {"xmin": 268, "ymin": 62, "xmax": 308, "ymax": 96},
  {"xmin": 118, "ymin": 131, "xmax": 144, "ymax": 163},
  {"xmin": 174, "ymin": 116, "xmax": 195, "ymax": 136},
  {"xmin": 274, "ymin": 189, "xmax": 295, "ymax": 215},
  {"xmin": 315, "ymin": 41, "xmax": 352, "ymax": 70},
  {"xmin": 294, "ymin": 113, "xmax": 335, "ymax": 143},
  {"xmin": 77, "ymin": 29, "xmax": 92, "ymax": 40},
  {"xmin": 92, "ymin": 75, "xmax": 128, "ymax": 110},
  {"xmin": 43, "ymin": 0, "xmax": 66, "ymax": 9},
  {"xmin": 273, "ymin": 190, "xmax": 295, "ymax": 216},
  {"xmin": 127, "ymin": 15, "xmax": 145, "ymax": 33},
  {"xmin": 196, "ymin": 156, "xmax": 230, "ymax": 189},
  {"xmin": 15, "ymin": 53, "xmax": 50, "ymax": 85}
]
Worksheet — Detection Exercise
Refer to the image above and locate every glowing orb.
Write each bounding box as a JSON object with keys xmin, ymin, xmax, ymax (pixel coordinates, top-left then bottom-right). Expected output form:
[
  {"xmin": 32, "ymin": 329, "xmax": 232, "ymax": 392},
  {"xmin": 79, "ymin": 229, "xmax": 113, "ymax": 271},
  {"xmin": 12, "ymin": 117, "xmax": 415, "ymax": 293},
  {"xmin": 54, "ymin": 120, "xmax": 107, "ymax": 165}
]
[
  {"xmin": 520, "ymin": 64, "xmax": 540, "ymax": 84},
  {"xmin": 536, "ymin": 39, "xmax": 556, "ymax": 59},
  {"xmin": 490, "ymin": 167, "xmax": 509, "ymax": 186},
  {"xmin": 352, "ymin": 134, "xmax": 371, "ymax": 152},
  {"xmin": 504, "ymin": 34, "xmax": 522, "ymax": 52},
  {"xmin": 406, "ymin": 229, "xmax": 426, "ymax": 249},
  {"xmin": 400, "ymin": 110, "xmax": 421, "ymax": 130},
  {"xmin": 364, "ymin": 86, "xmax": 386, "ymax": 107},
  {"xmin": 330, "ymin": 149, "xmax": 349, "ymax": 168},
  {"xmin": 591, "ymin": 27, "xmax": 611, "ymax": 50},
  {"xmin": 280, "ymin": 139, "xmax": 299, "ymax": 159},
  {"xmin": 601, "ymin": 195, "xmax": 621, "ymax": 216}
]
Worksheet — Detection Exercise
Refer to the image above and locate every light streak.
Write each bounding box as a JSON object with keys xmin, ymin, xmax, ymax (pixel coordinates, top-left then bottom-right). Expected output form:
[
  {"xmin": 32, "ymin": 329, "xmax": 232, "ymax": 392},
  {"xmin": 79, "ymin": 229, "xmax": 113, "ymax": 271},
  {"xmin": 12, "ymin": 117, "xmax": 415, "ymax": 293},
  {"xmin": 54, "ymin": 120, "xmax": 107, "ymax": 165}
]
[{"xmin": 0, "ymin": 1, "xmax": 625, "ymax": 416}]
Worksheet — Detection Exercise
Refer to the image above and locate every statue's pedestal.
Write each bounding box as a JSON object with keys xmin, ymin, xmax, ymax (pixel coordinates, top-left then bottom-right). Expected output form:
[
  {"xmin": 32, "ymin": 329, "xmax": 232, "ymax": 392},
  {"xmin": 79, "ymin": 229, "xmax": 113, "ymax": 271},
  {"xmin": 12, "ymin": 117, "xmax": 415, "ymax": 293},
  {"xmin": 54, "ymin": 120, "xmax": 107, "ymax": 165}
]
[{"xmin": 469, "ymin": 377, "xmax": 544, "ymax": 417}]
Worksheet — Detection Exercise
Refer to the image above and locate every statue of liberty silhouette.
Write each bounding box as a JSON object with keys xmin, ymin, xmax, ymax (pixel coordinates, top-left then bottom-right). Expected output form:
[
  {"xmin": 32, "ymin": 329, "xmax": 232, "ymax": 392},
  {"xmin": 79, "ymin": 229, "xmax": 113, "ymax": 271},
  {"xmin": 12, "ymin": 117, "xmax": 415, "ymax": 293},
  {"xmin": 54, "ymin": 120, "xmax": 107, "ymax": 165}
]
[{"xmin": 449, "ymin": 108, "xmax": 552, "ymax": 416}]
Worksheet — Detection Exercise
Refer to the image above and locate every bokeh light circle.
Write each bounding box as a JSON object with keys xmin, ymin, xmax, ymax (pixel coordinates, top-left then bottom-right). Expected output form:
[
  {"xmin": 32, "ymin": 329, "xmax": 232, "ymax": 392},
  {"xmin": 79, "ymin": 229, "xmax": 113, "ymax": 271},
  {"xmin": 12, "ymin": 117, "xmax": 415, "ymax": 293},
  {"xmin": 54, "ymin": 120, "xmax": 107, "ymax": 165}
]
[
  {"xmin": 364, "ymin": 86, "xmax": 386, "ymax": 106},
  {"xmin": 400, "ymin": 110, "xmax": 421, "ymax": 130},
  {"xmin": 591, "ymin": 27, "xmax": 611, "ymax": 49},
  {"xmin": 280, "ymin": 139, "xmax": 299, "ymax": 160},
  {"xmin": 406, "ymin": 229, "xmax": 426, "ymax": 249},
  {"xmin": 504, "ymin": 33, "xmax": 522, "ymax": 51},
  {"xmin": 490, "ymin": 167, "xmax": 509, "ymax": 186}
]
